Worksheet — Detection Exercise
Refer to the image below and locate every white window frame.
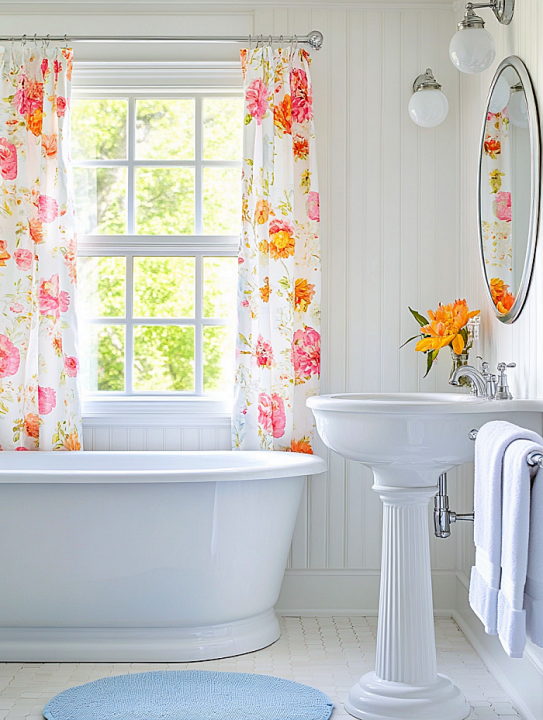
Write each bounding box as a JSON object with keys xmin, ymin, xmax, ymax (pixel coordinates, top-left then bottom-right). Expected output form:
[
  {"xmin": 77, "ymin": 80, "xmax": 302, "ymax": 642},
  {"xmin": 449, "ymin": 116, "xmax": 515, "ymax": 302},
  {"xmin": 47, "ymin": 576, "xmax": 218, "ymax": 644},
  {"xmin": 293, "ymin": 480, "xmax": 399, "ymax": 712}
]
[{"xmin": 73, "ymin": 62, "xmax": 243, "ymax": 423}]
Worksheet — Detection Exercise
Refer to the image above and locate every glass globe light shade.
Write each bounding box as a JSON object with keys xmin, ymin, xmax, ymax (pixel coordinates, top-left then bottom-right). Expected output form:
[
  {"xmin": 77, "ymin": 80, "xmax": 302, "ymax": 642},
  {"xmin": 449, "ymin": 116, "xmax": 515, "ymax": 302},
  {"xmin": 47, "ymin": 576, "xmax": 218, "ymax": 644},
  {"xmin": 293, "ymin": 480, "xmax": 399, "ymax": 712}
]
[
  {"xmin": 449, "ymin": 28, "xmax": 496, "ymax": 74},
  {"xmin": 488, "ymin": 76, "xmax": 511, "ymax": 114},
  {"xmin": 508, "ymin": 90, "xmax": 529, "ymax": 128},
  {"xmin": 408, "ymin": 89, "xmax": 449, "ymax": 128}
]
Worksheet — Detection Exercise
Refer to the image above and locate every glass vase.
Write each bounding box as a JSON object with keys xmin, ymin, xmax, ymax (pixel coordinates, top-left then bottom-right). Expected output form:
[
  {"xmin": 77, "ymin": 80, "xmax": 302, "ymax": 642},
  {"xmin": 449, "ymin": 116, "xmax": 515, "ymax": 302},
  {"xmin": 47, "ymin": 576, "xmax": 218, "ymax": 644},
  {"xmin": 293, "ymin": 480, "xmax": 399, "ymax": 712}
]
[{"xmin": 449, "ymin": 348, "xmax": 471, "ymax": 388}]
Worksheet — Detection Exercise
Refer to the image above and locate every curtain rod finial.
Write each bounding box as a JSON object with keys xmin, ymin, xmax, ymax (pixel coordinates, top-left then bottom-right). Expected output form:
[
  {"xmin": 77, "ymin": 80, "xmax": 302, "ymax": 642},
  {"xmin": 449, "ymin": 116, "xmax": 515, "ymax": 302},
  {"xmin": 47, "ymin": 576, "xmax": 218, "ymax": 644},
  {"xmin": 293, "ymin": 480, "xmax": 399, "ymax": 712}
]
[{"xmin": 307, "ymin": 30, "xmax": 323, "ymax": 51}]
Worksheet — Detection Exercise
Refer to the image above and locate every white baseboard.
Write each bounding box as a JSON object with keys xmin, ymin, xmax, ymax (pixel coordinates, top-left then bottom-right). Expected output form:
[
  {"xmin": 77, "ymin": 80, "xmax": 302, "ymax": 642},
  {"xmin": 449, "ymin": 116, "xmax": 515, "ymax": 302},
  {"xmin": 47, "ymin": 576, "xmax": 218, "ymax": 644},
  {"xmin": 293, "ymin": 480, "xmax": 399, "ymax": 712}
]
[
  {"xmin": 454, "ymin": 572, "xmax": 543, "ymax": 720},
  {"xmin": 276, "ymin": 568, "xmax": 457, "ymax": 615}
]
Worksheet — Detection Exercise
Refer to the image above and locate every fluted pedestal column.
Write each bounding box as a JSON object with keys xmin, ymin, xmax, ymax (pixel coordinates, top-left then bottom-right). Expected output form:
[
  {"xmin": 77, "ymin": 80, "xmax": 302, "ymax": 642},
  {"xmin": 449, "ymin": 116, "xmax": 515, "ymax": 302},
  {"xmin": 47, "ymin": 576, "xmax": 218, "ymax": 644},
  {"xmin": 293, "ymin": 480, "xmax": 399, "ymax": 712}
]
[{"xmin": 345, "ymin": 479, "xmax": 470, "ymax": 720}]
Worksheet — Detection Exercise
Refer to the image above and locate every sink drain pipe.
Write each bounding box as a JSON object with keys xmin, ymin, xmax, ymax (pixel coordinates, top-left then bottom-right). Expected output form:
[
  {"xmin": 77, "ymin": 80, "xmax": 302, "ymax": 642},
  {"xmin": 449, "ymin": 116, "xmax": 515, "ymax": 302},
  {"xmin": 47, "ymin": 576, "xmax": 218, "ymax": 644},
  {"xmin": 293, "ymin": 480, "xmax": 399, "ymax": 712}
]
[{"xmin": 434, "ymin": 473, "xmax": 474, "ymax": 538}]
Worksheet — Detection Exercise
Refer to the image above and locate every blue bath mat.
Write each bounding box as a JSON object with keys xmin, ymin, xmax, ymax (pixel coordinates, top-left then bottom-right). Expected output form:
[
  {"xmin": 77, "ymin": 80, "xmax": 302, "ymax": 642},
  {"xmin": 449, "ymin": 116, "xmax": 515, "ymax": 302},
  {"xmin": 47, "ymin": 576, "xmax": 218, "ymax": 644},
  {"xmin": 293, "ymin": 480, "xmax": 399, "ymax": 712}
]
[{"xmin": 43, "ymin": 670, "xmax": 334, "ymax": 720}]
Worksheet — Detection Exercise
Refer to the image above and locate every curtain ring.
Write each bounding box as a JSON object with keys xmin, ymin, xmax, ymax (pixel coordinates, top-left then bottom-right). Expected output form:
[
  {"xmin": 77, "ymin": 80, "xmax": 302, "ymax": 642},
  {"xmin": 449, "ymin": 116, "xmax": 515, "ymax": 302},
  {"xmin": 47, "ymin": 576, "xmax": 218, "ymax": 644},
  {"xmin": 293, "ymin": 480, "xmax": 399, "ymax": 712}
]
[
  {"xmin": 248, "ymin": 34, "xmax": 252, "ymax": 50},
  {"xmin": 21, "ymin": 34, "xmax": 27, "ymax": 47},
  {"xmin": 258, "ymin": 34, "xmax": 263, "ymax": 49},
  {"xmin": 33, "ymin": 33, "xmax": 38, "ymax": 46},
  {"xmin": 279, "ymin": 34, "xmax": 284, "ymax": 48},
  {"xmin": 268, "ymin": 34, "xmax": 272, "ymax": 48},
  {"xmin": 64, "ymin": 34, "xmax": 69, "ymax": 49},
  {"xmin": 46, "ymin": 34, "xmax": 51, "ymax": 49}
]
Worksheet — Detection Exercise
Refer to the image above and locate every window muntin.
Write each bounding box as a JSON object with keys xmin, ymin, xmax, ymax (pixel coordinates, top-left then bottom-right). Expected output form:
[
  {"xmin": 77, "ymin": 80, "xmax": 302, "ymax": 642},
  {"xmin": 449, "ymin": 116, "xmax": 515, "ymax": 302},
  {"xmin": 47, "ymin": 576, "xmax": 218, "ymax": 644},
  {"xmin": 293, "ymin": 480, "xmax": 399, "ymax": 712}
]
[{"xmin": 73, "ymin": 92, "xmax": 242, "ymax": 401}]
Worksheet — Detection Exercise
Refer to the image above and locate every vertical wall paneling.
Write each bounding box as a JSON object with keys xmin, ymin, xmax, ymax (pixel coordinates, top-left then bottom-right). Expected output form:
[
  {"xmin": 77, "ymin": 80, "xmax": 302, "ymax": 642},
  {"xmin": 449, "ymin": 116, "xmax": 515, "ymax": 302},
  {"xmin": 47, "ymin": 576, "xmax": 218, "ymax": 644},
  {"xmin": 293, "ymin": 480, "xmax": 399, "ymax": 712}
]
[
  {"xmin": 457, "ymin": 0, "xmax": 543, "ymax": 683},
  {"xmin": 2, "ymin": 1, "xmax": 460, "ymax": 607}
]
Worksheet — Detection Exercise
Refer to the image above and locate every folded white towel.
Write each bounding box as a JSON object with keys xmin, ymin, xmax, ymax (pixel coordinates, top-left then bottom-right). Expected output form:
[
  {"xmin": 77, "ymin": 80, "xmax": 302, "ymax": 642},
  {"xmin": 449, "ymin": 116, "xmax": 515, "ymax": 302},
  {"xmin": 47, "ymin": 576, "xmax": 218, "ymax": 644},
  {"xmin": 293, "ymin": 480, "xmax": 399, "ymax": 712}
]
[
  {"xmin": 526, "ymin": 448, "xmax": 543, "ymax": 649},
  {"xmin": 470, "ymin": 421, "xmax": 542, "ymax": 636},
  {"xmin": 497, "ymin": 438, "xmax": 541, "ymax": 657}
]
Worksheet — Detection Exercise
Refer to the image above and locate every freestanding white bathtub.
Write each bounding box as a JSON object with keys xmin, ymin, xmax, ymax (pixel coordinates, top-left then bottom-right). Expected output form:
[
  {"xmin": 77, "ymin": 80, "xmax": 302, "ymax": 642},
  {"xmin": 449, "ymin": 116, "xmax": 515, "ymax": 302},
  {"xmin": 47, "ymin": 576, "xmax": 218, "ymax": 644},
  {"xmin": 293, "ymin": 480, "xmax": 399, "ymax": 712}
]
[{"xmin": 0, "ymin": 450, "xmax": 326, "ymax": 662}]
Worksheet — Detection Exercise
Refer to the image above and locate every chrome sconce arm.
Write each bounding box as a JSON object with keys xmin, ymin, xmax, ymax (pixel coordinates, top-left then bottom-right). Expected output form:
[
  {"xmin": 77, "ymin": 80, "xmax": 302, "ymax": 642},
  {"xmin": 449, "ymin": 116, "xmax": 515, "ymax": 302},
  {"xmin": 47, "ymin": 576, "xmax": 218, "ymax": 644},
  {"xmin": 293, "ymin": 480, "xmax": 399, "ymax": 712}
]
[{"xmin": 459, "ymin": 1, "xmax": 515, "ymax": 27}]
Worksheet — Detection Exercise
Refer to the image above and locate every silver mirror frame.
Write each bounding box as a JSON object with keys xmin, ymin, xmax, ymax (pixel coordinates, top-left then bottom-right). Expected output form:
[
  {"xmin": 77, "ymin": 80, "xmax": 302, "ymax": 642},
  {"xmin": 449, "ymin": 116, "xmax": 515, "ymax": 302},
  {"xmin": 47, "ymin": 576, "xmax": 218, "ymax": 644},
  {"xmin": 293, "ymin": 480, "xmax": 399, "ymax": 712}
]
[{"xmin": 477, "ymin": 55, "xmax": 541, "ymax": 324}]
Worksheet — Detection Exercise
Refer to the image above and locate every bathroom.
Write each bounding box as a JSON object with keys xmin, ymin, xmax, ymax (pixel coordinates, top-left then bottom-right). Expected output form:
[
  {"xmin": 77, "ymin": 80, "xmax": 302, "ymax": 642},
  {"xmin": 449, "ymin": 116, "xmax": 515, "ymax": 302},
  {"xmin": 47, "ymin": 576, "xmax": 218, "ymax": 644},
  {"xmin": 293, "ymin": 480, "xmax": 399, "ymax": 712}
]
[{"xmin": 0, "ymin": 0, "xmax": 542, "ymax": 719}]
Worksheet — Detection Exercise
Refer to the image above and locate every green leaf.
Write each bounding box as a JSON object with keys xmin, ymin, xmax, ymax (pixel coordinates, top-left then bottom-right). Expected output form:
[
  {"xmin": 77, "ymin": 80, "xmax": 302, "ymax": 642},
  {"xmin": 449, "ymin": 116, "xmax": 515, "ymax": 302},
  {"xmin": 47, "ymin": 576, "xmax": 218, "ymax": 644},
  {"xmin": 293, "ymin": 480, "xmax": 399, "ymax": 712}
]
[
  {"xmin": 424, "ymin": 349, "xmax": 439, "ymax": 377},
  {"xmin": 244, "ymin": 114, "xmax": 253, "ymax": 125},
  {"xmin": 409, "ymin": 307, "xmax": 429, "ymax": 327},
  {"xmin": 400, "ymin": 334, "xmax": 420, "ymax": 349}
]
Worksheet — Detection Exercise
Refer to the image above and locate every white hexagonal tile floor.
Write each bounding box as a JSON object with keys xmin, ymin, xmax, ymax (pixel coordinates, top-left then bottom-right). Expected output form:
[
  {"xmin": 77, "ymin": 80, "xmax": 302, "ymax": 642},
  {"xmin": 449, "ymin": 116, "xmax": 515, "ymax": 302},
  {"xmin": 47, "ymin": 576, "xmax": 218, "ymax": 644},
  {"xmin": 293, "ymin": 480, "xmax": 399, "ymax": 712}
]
[{"xmin": 0, "ymin": 616, "xmax": 519, "ymax": 720}]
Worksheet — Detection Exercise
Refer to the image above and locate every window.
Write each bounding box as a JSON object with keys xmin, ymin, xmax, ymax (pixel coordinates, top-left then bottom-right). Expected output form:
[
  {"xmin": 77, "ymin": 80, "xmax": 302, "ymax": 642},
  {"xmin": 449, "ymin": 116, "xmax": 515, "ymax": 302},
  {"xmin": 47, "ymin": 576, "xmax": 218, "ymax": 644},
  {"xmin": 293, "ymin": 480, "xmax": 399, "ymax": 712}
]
[{"xmin": 73, "ymin": 86, "xmax": 243, "ymax": 412}]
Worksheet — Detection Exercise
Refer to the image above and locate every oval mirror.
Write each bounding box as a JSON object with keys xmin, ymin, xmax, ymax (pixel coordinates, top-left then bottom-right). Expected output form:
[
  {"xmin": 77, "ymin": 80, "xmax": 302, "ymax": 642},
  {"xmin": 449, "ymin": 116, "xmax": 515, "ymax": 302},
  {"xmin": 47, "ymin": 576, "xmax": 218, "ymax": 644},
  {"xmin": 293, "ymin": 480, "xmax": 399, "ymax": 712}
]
[{"xmin": 478, "ymin": 56, "xmax": 540, "ymax": 323}]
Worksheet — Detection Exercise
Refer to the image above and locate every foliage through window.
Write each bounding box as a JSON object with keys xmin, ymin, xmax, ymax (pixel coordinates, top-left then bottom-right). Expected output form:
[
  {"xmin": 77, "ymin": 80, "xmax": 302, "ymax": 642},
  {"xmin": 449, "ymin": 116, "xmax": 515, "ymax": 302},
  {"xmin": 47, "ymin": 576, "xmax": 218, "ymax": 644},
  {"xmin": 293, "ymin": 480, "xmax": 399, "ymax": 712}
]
[{"xmin": 73, "ymin": 93, "xmax": 242, "ymax": 399}]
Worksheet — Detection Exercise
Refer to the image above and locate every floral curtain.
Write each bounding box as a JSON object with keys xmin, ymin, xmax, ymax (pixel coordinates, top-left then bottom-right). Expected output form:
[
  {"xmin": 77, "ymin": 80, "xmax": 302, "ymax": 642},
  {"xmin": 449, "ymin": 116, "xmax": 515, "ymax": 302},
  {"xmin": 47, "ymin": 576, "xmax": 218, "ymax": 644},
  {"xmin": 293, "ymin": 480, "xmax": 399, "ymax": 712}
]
[
  {"xmin": 232, "ymin": 46, "xmax": 321, "ymax": 453},
  {"xmin": 0, "ymin": 45, "xmax": 82, "ymax": 451},
  {"xmin": 482, "ymin": 109, "xmax": 515, "ymax": 313}
]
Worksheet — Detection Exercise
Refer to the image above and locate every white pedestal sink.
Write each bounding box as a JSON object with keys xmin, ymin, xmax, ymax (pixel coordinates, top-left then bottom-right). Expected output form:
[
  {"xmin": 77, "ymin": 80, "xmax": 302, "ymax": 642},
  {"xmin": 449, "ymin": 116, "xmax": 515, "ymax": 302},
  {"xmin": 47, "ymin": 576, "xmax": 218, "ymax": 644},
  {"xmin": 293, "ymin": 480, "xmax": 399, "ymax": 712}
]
[{"xmin": 307, "ymin": 393, "xmax": 543, "ymax": 720}]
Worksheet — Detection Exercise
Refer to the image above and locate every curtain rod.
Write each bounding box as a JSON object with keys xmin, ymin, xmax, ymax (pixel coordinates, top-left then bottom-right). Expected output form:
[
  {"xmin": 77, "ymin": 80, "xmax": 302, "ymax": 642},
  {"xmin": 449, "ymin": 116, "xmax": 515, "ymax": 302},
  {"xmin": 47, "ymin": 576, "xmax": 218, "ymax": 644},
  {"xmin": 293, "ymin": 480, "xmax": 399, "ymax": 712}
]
[{"xmin": 0, "ymin": 31, "xmax": 324, "ymax": 51}]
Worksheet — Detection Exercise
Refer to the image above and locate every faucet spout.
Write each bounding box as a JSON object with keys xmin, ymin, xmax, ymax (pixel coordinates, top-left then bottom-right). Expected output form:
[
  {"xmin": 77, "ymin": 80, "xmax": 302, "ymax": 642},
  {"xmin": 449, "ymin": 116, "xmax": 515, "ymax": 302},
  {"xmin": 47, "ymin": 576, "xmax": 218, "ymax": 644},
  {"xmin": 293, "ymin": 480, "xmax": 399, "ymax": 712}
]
[{"xmin": 449, "ymin": 365, "xmax": 487, "ymax": 396}]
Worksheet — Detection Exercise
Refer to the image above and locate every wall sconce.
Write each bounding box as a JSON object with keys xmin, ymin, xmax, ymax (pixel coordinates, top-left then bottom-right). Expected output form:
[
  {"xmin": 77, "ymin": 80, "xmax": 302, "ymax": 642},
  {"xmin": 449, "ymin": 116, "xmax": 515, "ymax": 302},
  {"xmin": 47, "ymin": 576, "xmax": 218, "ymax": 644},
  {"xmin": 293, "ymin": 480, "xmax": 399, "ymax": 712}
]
[
  {"xmin": 408, "ymin": 69, "xmax": 449, "ymax": 128},
  {"xmin": 449, "ymin": 1, "xmax": 515, "ymax": 74}
]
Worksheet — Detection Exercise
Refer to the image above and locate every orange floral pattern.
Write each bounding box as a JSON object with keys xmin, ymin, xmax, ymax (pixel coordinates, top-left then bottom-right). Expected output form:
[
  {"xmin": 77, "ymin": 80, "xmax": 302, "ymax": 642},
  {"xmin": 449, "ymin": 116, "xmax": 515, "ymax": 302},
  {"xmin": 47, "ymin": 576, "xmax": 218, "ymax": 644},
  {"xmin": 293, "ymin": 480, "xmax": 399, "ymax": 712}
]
[
  {"xmin": 0, "ymin": 45, "xmax": 82, "ymax": 451},
  {"xmin": 490, "ymin": 277, "xmax": 515, "ymax": 314},
  {"xmin": 234, "ymin": 46, "xmax": 321, "ymax": 453},
  {"xmin": 482, "ymin": 111, "xmax": 514, "ymax": 314}
]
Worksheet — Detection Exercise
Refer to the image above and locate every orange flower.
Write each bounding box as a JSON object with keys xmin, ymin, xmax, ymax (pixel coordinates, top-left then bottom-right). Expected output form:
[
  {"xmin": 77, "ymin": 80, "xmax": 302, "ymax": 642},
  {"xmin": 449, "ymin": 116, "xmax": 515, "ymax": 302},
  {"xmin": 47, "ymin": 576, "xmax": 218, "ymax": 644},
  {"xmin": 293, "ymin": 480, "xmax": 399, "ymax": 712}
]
[
  {"xmin": 24, "ymin": 413, "xmax": 40, "ymax": 439},
  {"xmin": 291, "ymin": 437, "xmax": 313, "ymax": 454},
  {"xmin": 259, "ymin": 239, "xmax": 269, "ymax": 255},
  {"xmin": 29, "ymin": 218, "xmax": 43, "ymax": 244},
  {"xmin": 255, "ymin": 199, "xmax": 270, "ymax": 225},
  {"xmin": 0, "ymin": 239, "xmax": 10, "ymax": 266},
  {"xmin": 293, "ymin": 134, "xmax": 309, "ymax": 160},
  {"xmin": 26, "ymin": 108, "xmax": 43, "ymax": 137},
  {"xmin": 484, "ymin": 135, "xmax": 501, "ymax": 159},
  {"xmin": 269, "ymin": 219, "xmax": 295, "ymax": 260},
  {"xmin": 294, "ymin": 278, "xmax": 315, "ymax": 312},
  {"xmin": 490, "ymin": 278, "xmax": 515, "ymax": 314},
  {"xmin": 42, "ymin": 133, "xmax": 58, "ymax": 158},
  {"xmin": 415, "ymin": 299, "xmax": 480, "ymax": 355},
  {"xmin": 259, "ymin": 276, "xmax": 271, "ymax": 303},
  {"xmin": 63, "ymin": 431, "xmax": 81, "ymax": 451},
  {"xmin": 274, "ymin": 94, "xmax": 292, "ymax": 136}
]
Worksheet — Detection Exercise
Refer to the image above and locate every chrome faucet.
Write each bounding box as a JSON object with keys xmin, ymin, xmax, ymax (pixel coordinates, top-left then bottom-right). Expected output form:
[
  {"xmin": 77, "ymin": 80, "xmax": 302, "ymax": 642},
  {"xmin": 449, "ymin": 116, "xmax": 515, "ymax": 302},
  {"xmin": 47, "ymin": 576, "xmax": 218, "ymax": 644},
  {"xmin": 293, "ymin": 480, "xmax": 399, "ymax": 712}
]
[
  {"xmin": 449, "ymin": 365, "xmax": 487, "ymax": 396},
  {"xmin": 449, "ymin": 360, "xmax": 516, "ymax": 399}
]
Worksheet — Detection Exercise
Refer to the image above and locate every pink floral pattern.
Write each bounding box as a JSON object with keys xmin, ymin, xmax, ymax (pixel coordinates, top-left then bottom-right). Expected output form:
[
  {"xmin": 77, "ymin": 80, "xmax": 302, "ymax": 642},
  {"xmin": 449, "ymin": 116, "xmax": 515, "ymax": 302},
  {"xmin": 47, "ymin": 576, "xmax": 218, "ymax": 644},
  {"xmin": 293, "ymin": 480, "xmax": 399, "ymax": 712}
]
[
  {"xmin": 38, "ymin": 195, "xmax": 59, "ymax": 223},
  {"xmin": 14, "ymin": 248, "xmax": 33, "ymax": 271},
  {"xmin": 493, "ymin": 191, "xmax": 512, "ymax": 222},
  {"xmin": 39, "ymin": 274, "xmax": 70, "ymax": 318},
  {"xmin": 0, "ymin": 138, "xmax": 18, "ymax": 180},
  {"xmin": 0, "ymin": 45, "xmax": 82, "ymax": 451},
  {"xmin": 233, "ymin": 46, "xmax": 320, "ymax": 453},
  {"xmin": 481, "ymin": 110, "xmax": 514, "ymax": 297},
  {"xmin": 0, "ymin": 334, "xmax": 20, "ymax": 377},
  {"xmin": 38, "ymin": 386, "xmax": 56, "ymax": 415},
  {"xmin": 246, "ymin": 78, "xmax": 269, "ymax": 125}
]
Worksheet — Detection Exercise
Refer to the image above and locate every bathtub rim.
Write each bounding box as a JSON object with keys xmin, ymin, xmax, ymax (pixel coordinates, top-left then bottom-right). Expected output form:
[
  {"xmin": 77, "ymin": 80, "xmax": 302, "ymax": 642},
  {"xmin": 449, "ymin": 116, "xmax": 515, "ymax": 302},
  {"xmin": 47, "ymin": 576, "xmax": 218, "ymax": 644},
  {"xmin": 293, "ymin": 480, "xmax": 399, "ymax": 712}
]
[{"xmin": 0, "ymin": 450, "xmax": 327, "ymax": 483}]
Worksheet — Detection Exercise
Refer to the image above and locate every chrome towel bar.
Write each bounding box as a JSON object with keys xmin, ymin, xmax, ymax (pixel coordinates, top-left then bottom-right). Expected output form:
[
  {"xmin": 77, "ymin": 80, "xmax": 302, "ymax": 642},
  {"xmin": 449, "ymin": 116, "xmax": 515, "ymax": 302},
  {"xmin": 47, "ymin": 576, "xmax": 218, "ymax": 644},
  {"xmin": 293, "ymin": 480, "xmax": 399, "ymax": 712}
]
[{"xmin": 469, "ymin": 428, "xmax": 543, "ymax": 468}]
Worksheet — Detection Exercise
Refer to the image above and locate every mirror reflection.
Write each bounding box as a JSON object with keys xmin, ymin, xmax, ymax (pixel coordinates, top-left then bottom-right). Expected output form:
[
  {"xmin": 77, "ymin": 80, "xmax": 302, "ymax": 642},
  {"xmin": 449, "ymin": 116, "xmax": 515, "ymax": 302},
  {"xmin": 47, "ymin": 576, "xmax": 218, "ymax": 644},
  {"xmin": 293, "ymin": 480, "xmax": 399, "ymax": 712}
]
[{"xmin": 479, "ymin": 59, "xmax": 538, "ymax": 322}]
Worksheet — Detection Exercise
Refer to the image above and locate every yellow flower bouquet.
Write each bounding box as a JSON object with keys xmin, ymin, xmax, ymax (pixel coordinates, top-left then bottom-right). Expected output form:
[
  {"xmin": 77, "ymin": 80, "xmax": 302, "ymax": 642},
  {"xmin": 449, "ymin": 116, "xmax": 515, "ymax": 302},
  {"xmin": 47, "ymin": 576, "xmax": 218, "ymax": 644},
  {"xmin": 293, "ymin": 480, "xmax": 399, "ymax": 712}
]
[{"xmin": 403, "ymin": 299, "xmax": 480, "ymax": 377}]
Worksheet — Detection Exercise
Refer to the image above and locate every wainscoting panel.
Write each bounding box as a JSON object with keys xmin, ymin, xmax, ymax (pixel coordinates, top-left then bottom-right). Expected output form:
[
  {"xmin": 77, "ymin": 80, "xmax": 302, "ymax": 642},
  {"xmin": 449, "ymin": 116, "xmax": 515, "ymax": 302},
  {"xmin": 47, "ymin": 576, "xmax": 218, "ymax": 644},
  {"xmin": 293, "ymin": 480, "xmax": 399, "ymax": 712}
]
[
  {"xmin": 63, "ymin": 0, "xmax": 462, "ymax": 578},
  {"xmin": 456, "ymin": 0, "xmax": 543, "ymax": 699}
]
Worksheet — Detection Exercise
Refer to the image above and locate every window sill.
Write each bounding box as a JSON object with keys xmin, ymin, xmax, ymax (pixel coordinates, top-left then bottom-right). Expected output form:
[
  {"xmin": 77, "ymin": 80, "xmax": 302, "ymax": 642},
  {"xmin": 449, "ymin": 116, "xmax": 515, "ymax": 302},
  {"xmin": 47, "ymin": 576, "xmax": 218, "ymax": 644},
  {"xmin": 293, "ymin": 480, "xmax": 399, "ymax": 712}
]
[{"xmin": 82, "ymin": 396, "xmax": 232, "ymax": 427}]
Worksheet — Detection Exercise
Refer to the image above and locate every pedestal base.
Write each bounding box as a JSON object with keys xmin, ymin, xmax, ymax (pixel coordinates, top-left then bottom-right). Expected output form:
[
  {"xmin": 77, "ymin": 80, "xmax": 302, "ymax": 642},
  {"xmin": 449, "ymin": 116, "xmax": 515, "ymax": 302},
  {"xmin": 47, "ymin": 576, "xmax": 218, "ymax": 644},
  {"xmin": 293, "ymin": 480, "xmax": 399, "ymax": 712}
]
[{"xmin": 345, "ymin": 672, "xmax": 471, "ymax": 720}]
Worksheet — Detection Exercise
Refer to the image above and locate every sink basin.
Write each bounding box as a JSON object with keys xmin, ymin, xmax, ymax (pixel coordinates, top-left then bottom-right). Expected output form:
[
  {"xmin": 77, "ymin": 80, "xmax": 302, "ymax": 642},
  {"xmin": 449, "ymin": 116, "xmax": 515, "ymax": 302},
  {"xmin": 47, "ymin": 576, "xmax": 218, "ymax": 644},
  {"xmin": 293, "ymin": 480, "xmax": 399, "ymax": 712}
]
[
  {"xmin": 308, "ymin": 393, "xmax": 543, "ymax": 486},
  {"xmin": 307, "ymin": 392, "xmax": 543, "ymax": 720}
]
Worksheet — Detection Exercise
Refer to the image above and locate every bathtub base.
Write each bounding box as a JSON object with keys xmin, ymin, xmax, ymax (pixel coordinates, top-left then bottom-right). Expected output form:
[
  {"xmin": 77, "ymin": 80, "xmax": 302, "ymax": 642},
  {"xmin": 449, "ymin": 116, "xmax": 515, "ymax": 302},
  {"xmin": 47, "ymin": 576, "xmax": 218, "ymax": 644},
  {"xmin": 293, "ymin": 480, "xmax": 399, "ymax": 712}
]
[{"xmin": 0, "ymin": 609, "xmax": 280, "ymax": 662}]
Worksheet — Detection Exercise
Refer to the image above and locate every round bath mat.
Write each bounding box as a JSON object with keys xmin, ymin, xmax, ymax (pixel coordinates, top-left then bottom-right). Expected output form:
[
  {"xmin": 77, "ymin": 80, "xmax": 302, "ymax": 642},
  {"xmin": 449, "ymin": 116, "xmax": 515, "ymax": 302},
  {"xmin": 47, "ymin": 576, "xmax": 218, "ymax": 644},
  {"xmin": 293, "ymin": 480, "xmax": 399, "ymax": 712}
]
[{"xmin": 43, "ymin": 670, "xmax": 334, "ymax": 720}]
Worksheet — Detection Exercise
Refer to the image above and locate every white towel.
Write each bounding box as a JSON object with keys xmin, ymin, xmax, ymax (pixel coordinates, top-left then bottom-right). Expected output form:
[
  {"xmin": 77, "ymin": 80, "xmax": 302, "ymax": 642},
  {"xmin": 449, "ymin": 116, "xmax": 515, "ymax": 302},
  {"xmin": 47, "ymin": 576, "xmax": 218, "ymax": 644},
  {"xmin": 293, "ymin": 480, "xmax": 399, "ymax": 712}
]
[
  {"xmin": 525, "ymin": 447, "xmax": 543, "ymax": 650},
  {"xmin": 497, "ymin": 438, "xmax": 541, "ymax": 657},
  {"xmin": 469, "ymin": 421, "xmax": 542, "ymax": 636}
]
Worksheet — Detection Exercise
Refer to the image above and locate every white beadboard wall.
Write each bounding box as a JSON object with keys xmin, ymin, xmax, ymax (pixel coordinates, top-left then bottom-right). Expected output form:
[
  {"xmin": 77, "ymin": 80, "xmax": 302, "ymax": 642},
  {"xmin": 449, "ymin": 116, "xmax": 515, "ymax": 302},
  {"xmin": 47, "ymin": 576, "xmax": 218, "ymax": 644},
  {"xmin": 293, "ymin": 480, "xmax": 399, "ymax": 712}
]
[
  {"xmin": 1, "ymin": 0, "xmax": 461, "ymax": 611},
  {"xmin": 455, "ymin": 1, "xmax": 543, "ymax": 717}
]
